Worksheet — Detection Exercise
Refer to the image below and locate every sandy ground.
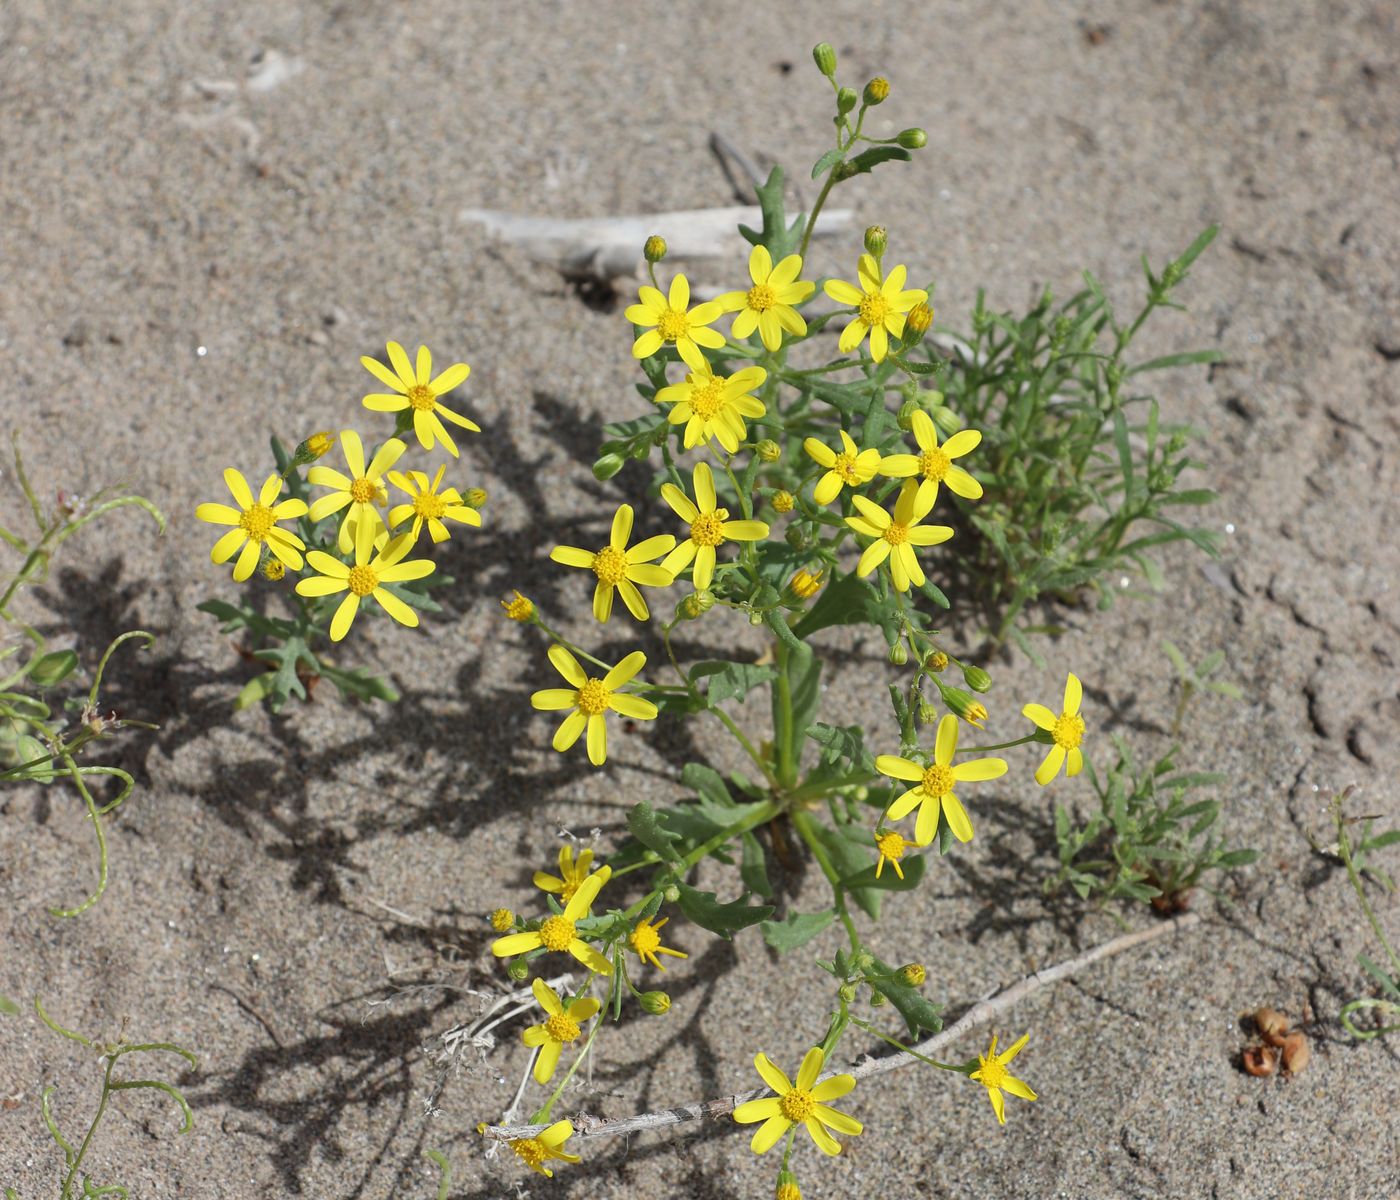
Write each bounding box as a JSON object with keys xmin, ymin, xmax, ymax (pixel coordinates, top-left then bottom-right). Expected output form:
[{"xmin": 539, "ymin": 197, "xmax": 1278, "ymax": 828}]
[{"xmin": 2, "ymin": 1, "xmax": 1399, "ymax": 1197}]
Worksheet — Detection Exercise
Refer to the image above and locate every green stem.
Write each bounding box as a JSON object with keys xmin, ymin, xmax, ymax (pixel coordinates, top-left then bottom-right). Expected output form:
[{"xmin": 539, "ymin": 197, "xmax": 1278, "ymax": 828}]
[
  {"xmin": 797, "ymin": 169, "xmax": 841, "ymax": 264},
  {"xmin": 679, "ymin": 800, "xmax": 781, "ymax": 872},
  {"xmin": 60, "ymin": 1057, "xmax": 116, "ymax": 1199},
  {"xmin": 960, "ymin": 735, "xmax": 1038, "ymax": 754},
  {"xmin": 1337, "ymin": 803, "xmax": 1400, "ymax": 981},
  {"xmin": 532, "ymin": 1012, "xmax": 603, "ymax": 1123},
  {"xmin": 773, "ymin": 641, "xmax": 797, "ymax": 789},
  {"xmin": 848, "ymin": 1017, "xmax": 968, "ymax": 1074},
  {"xmin": 791, "ymin": 810, "xmax": 859, "ymax": 951}
]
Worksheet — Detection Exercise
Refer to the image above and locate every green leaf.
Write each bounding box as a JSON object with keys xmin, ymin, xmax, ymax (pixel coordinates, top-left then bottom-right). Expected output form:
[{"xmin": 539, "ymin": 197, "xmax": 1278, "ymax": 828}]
[
  {"xmin": 1129, "ymin": 349, "xmax": 1224, "ymax": 375},
  {"xmin": 28, "ymin": 649, "xmax": 78, "ymax": 687},
  {"xmin": 842, "ymin": 853, "xmax": 927, "ymax": 892},
  {"xmin": 0, "ymin": 995, "xmax": 19, "ymax": 1016},
  {"xmin": 743, "ymin": 166, "xmax": 797, "ymax": 259},
  {"xmin": 892, "ymin": 356, "xmax": 943, "ymax": 377},
  {"xmin": 806, "ymin": 723, "xmax": 876, "ymax": 773},
  {"xmin": 627, "ymin": 801, "xmax": 682, "ymax": 863},
  {"xmin": 847, "ymin": 146, "xmax": 912, "ymax": 175},
  {"xmin": 682, "ymin": 762, "xmax": 733, "ymax": 808},
  {"xmin": 811, "ymin": 148, "xmax": 844, "ymax": 180},
  {"xmin": 317, "ymin": 663, "xmax": 400, "ymax": 704},
  {"xmin": 1216, "ymin": 849, "xmax": 1260, "ymax": 868},
  {"xmin": 691, "ymin": 661, "xmax": 777, "ymax": 706},
  {"xmin": 809, "ymin": 819, "xmax": 881, "ymax": 919},
  {"xmin": 740, "ymin": 830, "xmax": 773, "ymax": 898},
  {"xmin": 234, "ymin": 673, "xmax": 275, "ymax": 711},
  {"xmin": 790, "ymin": 574, "xmax": 879, "ymax": 639},
  {"xmin": 870, "ymin": 955, "xmax": 943, "ymax": 1037},
  {"xmin": 674, "ymin": 881, "xmax": 773, "ymax": 939},
  {"xmin": 1172, "ymin": 223, "xmax": 1220, "ymax": 273},
  {"xmin": 760, "ymin": 910, "xmax": 835, "ymax": 952}
]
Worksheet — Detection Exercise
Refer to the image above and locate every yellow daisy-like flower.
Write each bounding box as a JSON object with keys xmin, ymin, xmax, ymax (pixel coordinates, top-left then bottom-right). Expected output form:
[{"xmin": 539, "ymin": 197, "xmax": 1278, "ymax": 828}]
[
  {"xmin": 656, "ymin": 364, "xmax": 767, "ymax": 454},
  {"xmin": 294, "ymin": 533, "xmax": 434, "ymax": 642},
  {"xmin": 969, "ymin": 1032, "xmax": 1037, "ymax": 1125},
  {"xmin": 823, "ymin": 254, "xmax": 928, "ymax": 363},
  {"xmin": 627, "ymin": 916, "xmax": 688, "ymax": 971},
  {"xmin": 873, "ymin": 828, "xmax": 919, "ymax": 880},
  {"xmin": 803, "ymin": 430, "xmax": 882, "ymax": 506},
  {"xmin": 521, "ymin": 977, "xmax": 601, "ymax": 1084},
  {"xmin": 196, "ymin": 469, "xmax": 309, "ymax": 583},
  {"xmin": 878, "ymin": 411, "xmax": 984, "ymax": 509},
  {"xmin": 534, "ymin": 845, "xmax": 611, "ymax": 905},
  {"xmin": 501, "ymin": 590, "xmax": 534, "ymax": 622},
  {"xmin": 875, "ymin": 714, "xmax": 1008, "ymax": 844},
  {"xmin": 625, "ymin": 274, "xmax": 726, "ymax": 372},
  {"xmin": 716, "ymin": 245, "xmax": 816, "ymax": 351},
  {"xmin": 531, "ymin": 645, "xmax": 658, "ymax": 766},
  {"xmin": 845, "ymin": 479, "xmax": 954, "ymax": 593},
  {"xmin": 386, "ymin": 465, "xmax": 481, "ymax": 544},
  {"xmin": 508, "ymin": 1119, "xmax": 580, "ymax": 1178},
  {"xmin": 659, "ymin": 462, "xmax": 769, "ymax": 590},
  {"xmin": 551, "ymin": 504, "xmax": 676, "ymax": 623},
  {"xmin": 732, "ymin": 1047, "xmax": 862, "ymax": 1157},
  {"xmin": 360, "ymin": 341, "xmax": 480, "ymax": 457},
  {"xmin": 1023, "ymin": 672, "xmax": 1086, "ymax": 785},
  {"xmin": 491, "ymin": 868, "xmax": 613, "ymax": 975},
  {"xmin": 307, "ymin": 430, "xmax": 406, "ymax": 559}
]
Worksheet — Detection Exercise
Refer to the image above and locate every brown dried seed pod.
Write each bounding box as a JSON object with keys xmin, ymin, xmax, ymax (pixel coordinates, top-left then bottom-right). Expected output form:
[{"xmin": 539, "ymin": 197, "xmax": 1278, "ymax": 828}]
[
  {"xmin": 1255, "ymin": 1007, "xmax": 1290, "ymax": 1047},
  {"xmin": 1242, "ymin": 1044, "xmax": 1280, "ymax": 1077},
  {"xmin": 1281, "ymin": 1031, "xmax": 1311, "ymax": 1076}
]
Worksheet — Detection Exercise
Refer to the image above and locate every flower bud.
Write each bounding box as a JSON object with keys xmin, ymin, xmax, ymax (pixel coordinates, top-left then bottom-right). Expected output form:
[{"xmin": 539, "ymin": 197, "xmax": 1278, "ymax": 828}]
[
  {"xmin": 292, "ymin": 431, "xmax": 335, "ymax": 466},
  {"xmin": 838, "ymin": 983, "xmax": 858, "ymax": 1005},
  {"xmin": 465, "ymin": 487, "xmax": 488, "ymax": 508},
  {"xmin": 897, "ymin": 963, "xmax": 927, "ymax": 987},
  {"xmin": 501, "ymin": 590, "xmax": 534, "ymax": 622},
  {"xmin": 592, "ymin": 452, "xmax": 624, "ymax": 481},
  {"xmin": 926, "ymin": 650, "xmax": 949, "ymax": 673},
  {"xmin": 863, "ymin": 76, "xmax": 890, "ymax": 105},
  {"xmin": 888, "ymin": 643, "xmax": 908, "ymax": 666},
  {"xmin": 897, "ymin": 399, "xmax": 919, "ymax": 431},
  {"xmin": 917, "ymin": 700, "xmax": 938, "ymax": 724},
  {"xmin": 941, "ymin": 685, "xmax": 988, "ymax": 727},
  {"xmin": 863, "ymin": 224, "xmax": 888, "ymax": 258},
  {"xmin": 663, "ymin": 884, "xmax": 681, "ymax": 903},
  {"xmin": 896, "ymin": 127, "xmax": 927, "ymax": 149},
  {"xmin": 678, "ymin": 589, "xmax": 714, "ymax": 620},
  {"xmin": 904, "ymin": 301, "xmax": 933, "ymax": 340},
  {"xmin": 931, "ymin": 405, "xmax": 962, "ymax": 438},
  {"xmin": 644, "ymin": 235, "xmax": 668, "ymax": 263},
  {"xmin": 962, "ymin": 664, "xmax": 992, "ymax": 693},
  {"xmin": 789, "ymin": 568, "xmax": 823, "ymax": 599},
  {"xmin": 772, "ymin": 490, "xmax": 795, "ymax": 514},
  {"xmin": 507, "ymin": 958, "xmax": 529, "ymax": 982},
  {"xmin": 756, "ymin": 439, "xmax": 781, "ymax": 462},
  {"xmin": 852, "ymin": 950, "xmax": 875, "ymax": 974},
  {"xmin": 749, "ymin": 610, "xmax": 764, "ymax": 626},
  {"xmin": 869, "ymin": 988, "xmax": 888, "ymax": 1006},
  {"xmin": 776, "ymin": 1171, "xmax": 802, "ymax": 1200},
  {"xmin": 784, "ymin": 525, "xmax": 810, "ymax": 550},
  {"xmin": 812, "ymin": 42, "xmax": 837, "ymax": 77},
  {"xmin": 836, "ymin": 86, "xmax": 858, "ymax": 115},
  {"xmin": 490, "ymin": 907, "xmax": 515, "ymax": 933},
  {"xmin": 639, "ymin": 990, "xmax": 671, "ymax": 1015},
  {"xmin": 261, "ymin": 557, "xmax": 286, "ymax": 581}
]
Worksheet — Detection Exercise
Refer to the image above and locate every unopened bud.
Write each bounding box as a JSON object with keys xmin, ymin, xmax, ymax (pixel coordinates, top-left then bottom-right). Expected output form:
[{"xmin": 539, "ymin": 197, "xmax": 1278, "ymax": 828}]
[
  {"xmin": 789, "ymin": 568, "xmax": 824, "ymax": 599},
  {"xmin": 501, "ymin": 590, "xmax": 534, "ymax": 622},
  {"xmin": 852, "ymin": 950, "xmax": 875, "ymax": 974},
  {"xmin": 897, "ymin": 963, "xmax": 927, "ymax": 987},
  {"xmin": 662, "ymin": 884, "xmax": 681, "ymax": 904},
  {"xmin": 963, "ymin": 665, "xmax": 992, "ymax": 693},
  {"xmin": 465, "ymin": 487, "xmax": 488, "ymax": 508},
  {"xmin": 888, "ymin": 643, "xmax": 908, "ymax": 666},
  {"xmin": 931, "ymin": 405, "xmax": 962, "ymax": 438},
  {"xmin": 917, "ymin": 700, "xmax": 938, "ymax": 724},
  {"xmin": 926, "ymin": 650, "xmax": 949, "ymax": 673},
  {"xmin": 592, "ymin": 452, "xmax": 624, "ymax": 481},
  {"xmin": 490, "ymin": 907, "xmax": 514, "ymax": 933},
  {"xmin": 639, "ymin": 990, "xmax": 671, "ymax": 1015},
  {"xmin": 863, "ymin": 224, "xmax": 888, "ymax": 258},
  {"xmin": 772, "ymin": 490, "xmax": 795, "ymax": 514},
  {"xmin": 776, "ymin": 1171, "xmax": 802, "ymax": 1200},
  {"xmin": 292, "ymin": 431, "xmax": 335, "ymax": 466},
  {"xmin": 941, "ymin": 685, "xmax": 988, "ymax": 727},
  {"xmin": 863, "ymin": 76, "xmax": 890, "ymax": 105},
  {"xmin": 838, "ymin": 983, "xmax": 859, "ymax": 1005},
  {"xmin": 507, "ymin": 958, "xmax": 529, "ymax": 982},
  {"xmin": 836, "ymin": 86, "xmax": 858, "ymax": 115},
  {"xmin": 905, "ymin": 301, "xmax": 933, "ymax": 339},
  {"xmin": 897, "ymin": 399, "xmax": 919, "ymax": 431},
  {"xmin": 678, "ymin": 589, "xmax": 715, "ymax": 620},
  {"xmin": 869, "ymin": 988, "xmax": 888, "ymax": 1007},
  {"xmin": 756, "ymin": 439, "xmax": 781, "ymax": 462},
  {"xmin": 785, "ymin": 525, "xmax": 810, "ymax": 550},
  {"xmin": 644, "ymin": 235, "xmax": 668, "ymax": 263},
  {"xmin": 812, "ymin": 42, "xmax": 837, "ymax": 77},
  {"xmin": 896, "ymin": 127, "xmax": 927, "ymax": 149}
]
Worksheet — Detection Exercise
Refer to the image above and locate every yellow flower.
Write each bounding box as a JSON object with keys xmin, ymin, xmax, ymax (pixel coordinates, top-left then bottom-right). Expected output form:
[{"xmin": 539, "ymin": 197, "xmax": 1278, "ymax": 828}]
[
  {"xmin": 489, "ymin": 907, "xmax": 514, "ymax": 932},
  {"xmin": 875, "ymin": 714, "xmax": 1007, "ymax": 843},
  {"xmin": 196, "ymin": 468, "xmax": 309, "ymax": 582},
  {"xmin": 501, "ymin": 590, "xmax": 534, "ymax": 622},
  {"xmin": 716, "ymin": 245, "xmax": 816, "ymax": 351},
  {"xmin": 625, "ymin": 274, "xmax": 725, "ymax": 372},
  {"xmin": 508, "ymin": 1119, "xmax": 580, "ymax": 1178},
  {"xmin": 656, "ymin": 364, "xmax": 767, "ymax": 454},
  {"xmin": 823, "ymin": 254, "xmax": 928, "ymax": 363},
  {"xmin": 803, "ymin": 430, "xmax": 881, "ymax": 505},
  {"xmin": 788, "ymin": 568, "xmax": 823, "ymax": 599},
  {"xmin": 878, "ymin": 412, "xmax": 984, "ymax": 508},
  {"xmin": 534, "ymin": 846, "xmax": 611, "ymax": 904},
  {"xmin": 521, "ymin": 977, "xmax": 601, "ymax": 1084},
  {"xmin": 627, "ymin": 916, "xmax": 688, "ymax": 971},
  {"xmin": 294, "ymin": 533, "xmax": 435, "ymax": 642},
  {"xmin": 531, "ymin": 645, "xmax": 658, "ymax": 766},
  {"xmin": 386, "ymin": 465, "xmax": 481, "ymax": 544},
  {"xmin": 307, "ymin": 430, "xmax": 407, "ymax": 559},
  {"xmin": 1023, "ymin": 672, "xmax": 1086, "ymax": 785},
  {"xmin": 491, "ymin": 868, "xmax": 613, "ymax": 974},
  {"xmin": 732, "ymin": 1047, "xmax": 862, "ymax": 1157},
  {"xmin": 260, "ymin": 557, "xmax": 287, "ymax": 582},
  {"xmin": 845, "ymin": 480, "xmax": 954, "ymax": 593},
  {"xmin": 659, "ymin": 462, "xmax": 769, "ymax": 590},
  {"xmin": 551, "ymin": 504, "xmax": 676, "ymax": 623},
  {"xmin": 873, "ymin": 828, "xmax": 919, "ymax": 879},
  {"xmin": 969, "ymin": 1032, "xmax": 1037, "ymax": 1124},
  {"xmin": 360, "ymin": 341, "xmax": 479, "ymax": 457}
]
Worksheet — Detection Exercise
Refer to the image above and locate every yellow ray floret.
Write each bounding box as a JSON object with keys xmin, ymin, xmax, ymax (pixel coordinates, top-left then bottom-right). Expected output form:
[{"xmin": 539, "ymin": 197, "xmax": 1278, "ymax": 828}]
[
  {"xmin": 732, "ymin": 1046, "xmax": 862, "ymax": 1157},
  {"xmin": 716, "ymin": 245, "xmax": 816, "ymax": 351},
  {"xmin": 656, "ymin": 364, "xmax": 767, "ymax": 454},
  {"xmin": 360, "ymin": 341, "xmax": 479, "ymax": 457},
  {"xmin": 1023, "ymin": 672, "xmax": 1087, "ymax": 785},
  {"xmin": 307, "ymin": 430, "xmax": 406, "ymax": 559},
  {"xmin": 294, "ymin": 533, "xmax": 434, "ymax": 642},
  {"xmin": 507, "ymin": 1118, "xmax": 580, "ymax": 1178},
  {"xmin": 386, "ymin": 464, "xmax": 481, "ymax": 544},
  {"xmin": 659, "ymin": 462, "xmax": 769, "ymax": 590},
  {"xmin": 196, "ymin": 468, "xmax": 308, "ymax": 583},
  {"xmin": 521, "ymin": 977, "xmax": 601, "ymax": 1084},
  {"xmin": 875, "ymin": 714, "xmax": 1007, "ymax": 844},
  {"xmin": 878, "ymin": 411, "xmax": 984, "ymax": 509},
  {"xmin": 627, "ymin": 916, "xmax": 688, "ymax": 971},
  {"xmin": 626, "ymin": 274, "xmax": 726, "ymax": 372},
  {"xmin": 533, "ymin": 845, "xmax": 610, "ymax": 904},
  {"xmin": 823, "ymin": 253, "xmax": 928, "ymax": 363},
  {"xmin": 551, "ymin": 504, "xmax": 675, "ymax": 623},
  {"xmin": 531, "ymin": 645, "xmax": 658, "ymax": 766},
  {"xmin": 969, "ymin": 1032, "xmax": 1037, "ymax": 1124},
  {"xmin": 804, "ymin": 429, "xmax": 882, "ymax": 505},
  {"xmin": 845, "ymin": 479, "xmax": 954, "ymax": 593},
  {"xmin": 491, "ymin": 868, "xmax": 613, "ymax": 975}
]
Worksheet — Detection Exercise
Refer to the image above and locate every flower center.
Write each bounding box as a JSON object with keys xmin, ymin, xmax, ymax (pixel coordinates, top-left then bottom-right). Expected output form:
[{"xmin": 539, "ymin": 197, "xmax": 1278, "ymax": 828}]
[
  {"xmin": 875, "ymin": 830, "xmax": 907, "ymax": 861},
  {"xmin": 576, "ymin": 678, "xmax": 611, "ymax": 715},
  {"xmin": 349, "ymin": 477, "xmax": 378, "ymax": 504},
  {"xmin": 657, "ymin": 308, "xmax": 689, "ymax": 341},
  {"xmin": 239, "ymin": 503, "xmax": 275, "ymax": 541},
  {"xmin": 858, "ymin": 291, "xmax": 890, "ymax": 327},
  {"xmin": 833, "ymin": 452, "xmax": 859, "ymax": 483},
  {"xmin": 629, "ymin": 923, "xmax": 661, "ymax": 956},
  {"xmin": 918, "ymin": 447, "xmax": 951, "ymax": 482},
  {"xmin": 510, "ymin": 1138, "xmax": 546, "ymax": 1168},
  {"xmin": 1053, "ymin": 712, "xmax": 1085, "ymax": 750},
  {"xmin": 689, "ymin": 511, "xmax": 727, "ymax": 547},
  {"xmin": 413, "ymin": 491, "xmax": 447, "ymax": 520},
  {"xmin": 883, "ymin": 521, "xmax": 910, "ymax": 546},
  {"xmin": 779, "ymin": 1088, "xmax": 816, "ymax": 1122},
  {"xmin": 538, "ymin": 914, "xmax": 576, "ymax": 952},
  {"xmin": 347, "ymin": 565, "xmax": 378, "ymax": 597},
  {"xmin": 977, "ymin": 1055, "xmax": 1008, "ymax": 1090},
  {"xmin": 544, "ymin": 1011, "xmax": 581, "ymax": 1043},
  {"xmin": 407, "ymin": 384, "xmax": 436, "ymax": 412},
  {"xmin": 746, "ymin": 283, "xmax": 776, "ymax": 312},
  {"xmin": 921, "ymin": 763, "xmax": 956, "ymax": 797},
  {"xmin": 592, "ymin": 546, "xmax": 629, "ymax": 585},
  {"xmin": 689, "ymin": 377, "xmax": 727, "ymax": 420}
]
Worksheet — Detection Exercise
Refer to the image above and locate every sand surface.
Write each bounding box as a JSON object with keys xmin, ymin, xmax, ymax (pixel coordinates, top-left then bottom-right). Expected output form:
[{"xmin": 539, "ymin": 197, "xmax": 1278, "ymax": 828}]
[{"xmin": 2, "ymin": 2, "xmax": 1399, "ymax": 1197}]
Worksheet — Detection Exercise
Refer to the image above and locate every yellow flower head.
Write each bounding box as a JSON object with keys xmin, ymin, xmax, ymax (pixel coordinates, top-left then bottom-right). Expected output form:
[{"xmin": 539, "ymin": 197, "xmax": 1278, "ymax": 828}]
[
  {"xmin": 716, "ymin": 245, "xmax": 816, "ymax": 351},
  {"xmin": 656, "ymin": 364, "xmax": 767, "ymax": 454},
  {"xmin": 307, "ymin": 430, "xmax": 407, "ymax": 559},
  {"xmin": 732, "ymin": 1047, "xmax": 862, "ymax": 1157},
  {"xmin": 873, "ymin": 828, "xmax": 919, "ymax": 880},
  {"xmin": 551, "ymin": 504, "xmax": 676, "ymax": 623},
  {"xmin": 386, "ymin": 465, "xmax": 481, "ymax": 545},
  {"xmin": 521, "ymin": 977, "xmax": 601, "ymax": 1084},
  {"xmin": 489, "ymin": 907, "xmax": 514, "ymax": 933},
  {"xmin": 845, "ymin": 479, "xmax": 954, "ymax": 593},
  {"xmin": 260, "ymin": 557, "xmax": 287, "ymax": 582},
  {"xmin": 534, "ymin": 845, "xmax": 611, "ymax": 904},
  {"xmin": 501, "ymin": 590, "xmax": 534, "ymax": 622},
  {"xmin": 824, "ymin": 254, "xmax": 928, "ymax": 363},
  {"xmin": 627, "ymin": 916, "xmax": 688, "ymax": 971},
  {"xmin": 531, "ymin": 645, "xmax": 658, "ymax": 767},
  {"xmin": 196, "ymin": 468, "xmax": 309, "ymax": 582},
  {"xmin": 879, "ymin": 412, "xmax": 984, "ymax": 509},
  {"xmin": 360, "ymin": 341, "xmax": 479, "ymax": 457},
  {"xmin": 969, "ymin": 1032, "xmax": 1037, "ymax": 1125},
  {"xmin": 1023, "ymin": 672, "xmax": 1086, "ymax": 785},
  {"xmin": 659, "ymin": 462, "xmax": 770, "ymax": 590},
  {"xmin": 626, "ymin": 275, "xmax": 725, "ymax": 372},
  {"xmin": 804, "ymin": 430, "xmax": 881, "ymax": 506},
  {"xmin": 875, "ymin": 714, "xmax": 1008, "ymax": 844},
  {"xmin": 788, "ymin": 568, "xmax": 823, "ymax": 599},
  {"xmin": 508, "ymin": 1118, "xmax": 580, "ymax": 1178},
  {"xmin": 491, "ymin": 868, "xmax": 613, "ymax": 975},
  {"xmin": 294, "ymin": 533, "xmax": 435, "ymax": 642}
]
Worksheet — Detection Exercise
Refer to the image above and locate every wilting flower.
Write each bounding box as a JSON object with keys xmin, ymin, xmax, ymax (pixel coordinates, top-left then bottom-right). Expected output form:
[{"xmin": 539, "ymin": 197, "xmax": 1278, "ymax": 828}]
[{"xmin": 508, "ymin": 1119, "xmax": 580, "ymax": 1178}]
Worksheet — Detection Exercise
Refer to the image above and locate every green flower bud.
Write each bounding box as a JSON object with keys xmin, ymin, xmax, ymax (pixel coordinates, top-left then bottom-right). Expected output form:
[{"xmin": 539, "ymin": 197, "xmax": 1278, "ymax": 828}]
[
  {"xmin": 917, "ymin": 700, "xmax": 938, "ymax": 724},
  {"xmin": 863, "ymin": 224, "xmax": 888, "ymax": 258},
  {"xmin": 838, "ymin": 983, "xmax": 859, "ymax": 1005},
  {"xmin": 836, "ymin": 86, "xmax": 858, "ymax": 115},
  {"xmin": 749, "ymin": 610, "xmax": 764, "ymax": 626},
  {"xmin": 963, "ymin": 665, "xmax": 992, "ymax": 693},
  {"xmin": 925, "ymin": 650, "xmax": 949, "ymax": 673},
  {"xmin": 292, "ymin": 430, "xmax": 336, "ymax": 466},
  {"xmin": 678, "ymin": 589, "xmax": 715, "ymax": 621},
  {"xmin": 888, "ymin": 643, "xmax": 908, "ymax": 666},
  {"xmin": 897, "ymin": 963, "xmax": 927, "ymax": 987},
  {"xmin": 507, "ymin": 958, "xmax": 529, "ymax": 982},
  {"xmin": 639, "ymin": 990, "xmax": 671, "ymax": 1015},
  {"xmin": 785, "ymin": 525, "xmax": 810, "ymax": 550},
  {"xmin": 465, "ymin": 487, "xmax": 488, "ymax": 508},
  {"xmin": 863, "ymin": 76, "xmax": 890, "ymax": 105},
  {"xmin": 644, "ymin": 235, "xmax": 668, "ymax": 263},
  {"xmin": 896, "ymin": 127, "xmax": 927, "ymax": 149},
  {"xmin": 592, "ymin": 452, "xmax": 624, "ymax": 481},
  {"xmin": 939, "ymin": 683, "xmax": 988, "ymax": 727},
  {"xmin": 904, "ymin": 301, "xmax": 933, "ymax": 344},
  {"xmin": 852, "ymin": 949, "xmax": 875, "ymax": 974},
  {"xmin": 931, "ymin": 405, "xmax": 962, "ymax": 438},
  {"xmin": 776, "ymin": 1171, "xmax": 802, "ymax": 1200},
  {"xmin": 897, "ymin": 399, "xmax": 919, "ymax": 431},
  {"xmin": 663, "ymin": 884, "xmax": 681, "ymax": 903},
  {"xmin": 832, "ymin": 160, "xmax": 859, "ymax": 181},
  {"xmin": 756, "ymin": 439, "xmax": 781, "ymax": 462},
  {"xmin": 869, "ymin": 988, "xmax": 888, "ymax": 1006},
  {"xmin": 812, "ymin": 42, "xmax": 837, "ymax": 77}
]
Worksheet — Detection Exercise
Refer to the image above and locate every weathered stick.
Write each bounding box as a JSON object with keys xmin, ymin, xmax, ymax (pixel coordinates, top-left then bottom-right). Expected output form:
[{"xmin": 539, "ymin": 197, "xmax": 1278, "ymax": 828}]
[{"xmin": 479, "ymin": 911, "xmax": 1200, "ymax": 1143}]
